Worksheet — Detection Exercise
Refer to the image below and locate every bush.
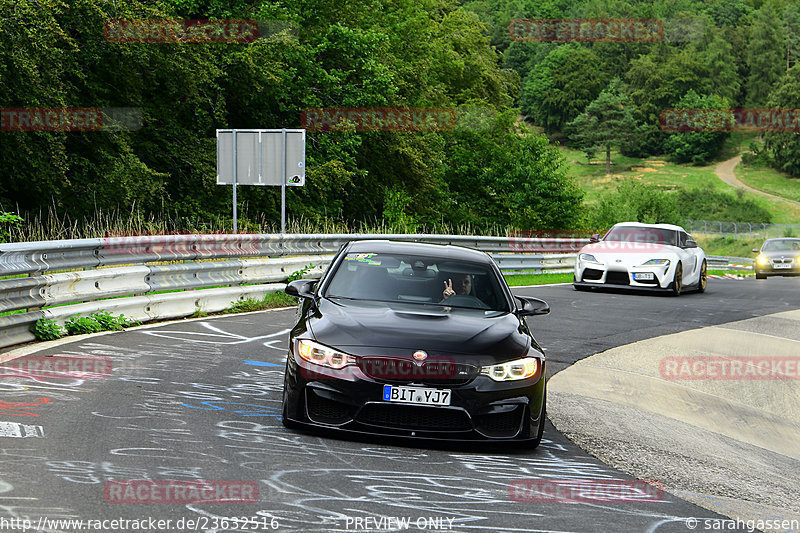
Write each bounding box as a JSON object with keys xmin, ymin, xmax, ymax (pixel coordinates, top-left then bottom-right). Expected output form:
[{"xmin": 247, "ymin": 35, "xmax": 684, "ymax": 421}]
[
  {"xmin": 64, "ymin": 315, "xmax": 104, "ymax": 335},
  {"xmin": 287, "ymin": 264, "xmax": 315, "ymax": 283},
  {"xmin": 31, "ymin": 318, "xmax": 64, "ymax": 341},
  {"xmin": 741, "ymin": 142, "xmax": 773, "ymax": 168},
  {"xmin": 92, "ymin": 311, "xmax": 137, "ymax": 330},
  {"xmin": 589, "ymin": 181, "xmax": 680, "ymax": 228},
  {"xmin": 0, "ymin": 211, "xmax": 23, "ymax": 243},
  {"xmin": 675, "ymin": 186, "xmax": 772, "ymax": 222}
]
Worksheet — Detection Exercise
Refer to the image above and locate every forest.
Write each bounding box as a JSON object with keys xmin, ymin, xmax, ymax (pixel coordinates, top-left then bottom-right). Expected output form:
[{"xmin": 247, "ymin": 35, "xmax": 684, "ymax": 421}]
[{"xmin": 0, "ymin": 0, "xmax": 798, "ymax": 237}]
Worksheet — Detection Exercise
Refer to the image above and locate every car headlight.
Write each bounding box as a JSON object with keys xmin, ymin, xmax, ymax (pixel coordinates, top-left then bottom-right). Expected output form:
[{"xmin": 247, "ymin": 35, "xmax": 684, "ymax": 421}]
[
  {"xmin": 579, "ymin": 253, "xmax": 599, "ymax": 264},
  {"xmin": 480, "ymin": 357, "xmax": 539, "ymax": 381},
  {"xmin": 296, "ymin": 339, "xmax": 356, "ymax": 369},
  {"xmin": 641, "ymin": 258, "xmax": 670, "ymax": 266},
  {"xmin": 756, "ymin": 255, "xmax": 769, "ymax": 266}
]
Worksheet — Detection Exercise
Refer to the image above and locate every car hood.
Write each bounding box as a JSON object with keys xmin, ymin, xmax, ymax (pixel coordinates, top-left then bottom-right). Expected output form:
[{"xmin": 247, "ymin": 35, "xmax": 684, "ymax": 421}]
[
  {"xmin": 761, "ymin": 250, "xmax": 800, "ymax": 259},
  {"xmin": 579, "ymin": 241, "xmax": 680, "ymax": 265},
  {"xmin": 307, "ymin": 298, "xmax": 530, "ymax": 357}
]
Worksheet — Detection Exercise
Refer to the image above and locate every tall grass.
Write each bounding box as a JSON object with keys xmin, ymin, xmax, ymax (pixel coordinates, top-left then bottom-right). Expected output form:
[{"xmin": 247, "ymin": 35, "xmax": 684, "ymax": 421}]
[{"xmin": 4, "ymin": 206, "xmax": 519, "ymax": 242}]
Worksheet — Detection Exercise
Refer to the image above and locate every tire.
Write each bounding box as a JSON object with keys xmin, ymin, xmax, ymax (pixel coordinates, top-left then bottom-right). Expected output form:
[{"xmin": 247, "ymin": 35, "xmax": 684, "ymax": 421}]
[
  {"xmin": 523, "ymin": 394, "xmax": 546, "ymax": 449},
  {"xmin": 756, "ymin": 273, "xmax": 767, "ymax": 280},
  {"xmin": 671, "ymin": 263, "xmax": 683, "ymax": 296},
  {"xmin": 281, "ymin": 373, "xmax": 301, "ymax": 430},
  {"xmin": 697, "ymin": 260, "xmax": 707, "ymax": 293}
]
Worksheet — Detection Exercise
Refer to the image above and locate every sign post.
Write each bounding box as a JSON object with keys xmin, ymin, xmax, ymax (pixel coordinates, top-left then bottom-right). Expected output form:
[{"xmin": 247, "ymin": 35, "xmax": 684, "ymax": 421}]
[{"xmin": 216, "ymin": 128, "xmax": 305, "ymax": 233}]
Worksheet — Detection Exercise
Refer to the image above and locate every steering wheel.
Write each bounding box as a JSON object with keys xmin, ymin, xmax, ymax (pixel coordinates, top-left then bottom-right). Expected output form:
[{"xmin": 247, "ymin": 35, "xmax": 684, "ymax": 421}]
[{"xmin": 440, "ymin": 294, "xmax": 490, "ymax": 309}]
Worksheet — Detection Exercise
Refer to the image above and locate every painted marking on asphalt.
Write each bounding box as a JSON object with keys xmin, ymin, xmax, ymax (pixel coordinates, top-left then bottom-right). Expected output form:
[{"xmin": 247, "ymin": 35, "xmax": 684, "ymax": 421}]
[
  {"xmin": 0, "ymin": 421, "xmax": 44, "ymax": 438},
  {"xmin": 243, "ymin": 360, "xmax": 283, "ymax": 367}
]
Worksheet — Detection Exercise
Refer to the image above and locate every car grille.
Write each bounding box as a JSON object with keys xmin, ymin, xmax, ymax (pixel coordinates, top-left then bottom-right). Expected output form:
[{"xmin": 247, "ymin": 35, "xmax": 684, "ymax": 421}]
[
  {"xmin": 474, "ymin": 407, "xmax": 524, "ymax": 438},
  {"xmin": 605, "ymin": 271, "xmax": 630, "ymax": 285},
  {"xmin": 356, "ymin": 403, "xmax": 472, "ymax": 431},
  {"xmin": 358, "ymin": 357, "xmax": 478, "ymax": 385},
  {"xmin": 772, "ymin": 258, "xmax": 794, "ymax": 266},
  {"xmin": 305, "ymin": 390, "xmax": 356, "ymax": 425},
  {"xmin": 582, "ymin": 268, "xmax": 603, "ymax": 281}
]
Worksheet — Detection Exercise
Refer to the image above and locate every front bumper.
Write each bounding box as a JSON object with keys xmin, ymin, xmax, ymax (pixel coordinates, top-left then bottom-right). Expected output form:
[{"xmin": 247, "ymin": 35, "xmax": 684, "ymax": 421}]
[
  {"xmin": 755, "ymin": 260, "xmax": 800, "ymax": 276},
  {"xmin": 282, "ymin": 353, "xmax": 546, "ymax": 443},
  {"xmin": 574, "ymin": 261, "xmax": 673, "ymax": 290}
]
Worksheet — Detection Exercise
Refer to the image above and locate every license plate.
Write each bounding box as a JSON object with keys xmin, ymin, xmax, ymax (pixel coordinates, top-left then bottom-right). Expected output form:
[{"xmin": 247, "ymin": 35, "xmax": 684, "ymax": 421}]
[
  {"xmin": 383, "ymin": 385, "xmax": 451, "ymax": 406},
  {"xmin": 775, "ymin": 263, "xmax": 792, "ymax": 269},
  {"xmin": 633, "ymin": 272, "xmax": 654, "ymax": 280}
]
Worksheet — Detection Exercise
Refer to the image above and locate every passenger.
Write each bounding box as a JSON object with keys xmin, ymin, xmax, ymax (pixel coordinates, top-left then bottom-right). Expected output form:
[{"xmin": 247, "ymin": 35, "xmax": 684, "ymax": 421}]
[{"xmin": 442, "ymin": 273, "xmax": 473, "ymax": 300}]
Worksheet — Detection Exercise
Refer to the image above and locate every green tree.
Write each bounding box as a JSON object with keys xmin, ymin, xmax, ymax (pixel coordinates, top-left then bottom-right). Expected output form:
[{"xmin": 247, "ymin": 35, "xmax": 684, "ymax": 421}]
[
  {"xmin": 520, "ymin": 45, "xmax": 609, "ymax": 133},
  {"xmin": 566, "ymin": 80, "xmax": 638, "ymax": 174},
  {"xmin": 700, "ymin": 32, "xmax": 742, "ymax": 104},
  {"xmin": 664, "ymin": 90, "xmax": 731, "ymax": 164},
  {"xmin": 625, "ymin": 44, "xmax": 711, "ymax": 154},
  {"xmin": 764, "ymin": 64, "xmax": 800, "ymax": 178},
  {"xmin": 435, "ymin": 110, "xmax": 583, "ymax": 229},
  {"xmin": 745, "ymin": 2, "xmax": 787, "ymax": 105}
]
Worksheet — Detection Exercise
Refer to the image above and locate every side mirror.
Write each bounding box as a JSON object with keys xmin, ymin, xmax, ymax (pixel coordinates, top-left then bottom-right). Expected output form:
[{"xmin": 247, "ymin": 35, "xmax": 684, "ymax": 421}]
[
  {"xmin": 516, "ymin": 296, "xmax": 550, "ymax": 317},
  {"xmin": 285, "ymin": 279, "xmax": 317, "ymax": 300},
  {"xmin": 685, "ymin": 239, "xmax": 698, "ymax": 249},
  {"xmin": 589, "ymin": 234, "xmax": 600, "ymax": 244},
  {"xmin": 752, "ymin": 248, "xmax": 760, "ymax": 254}
]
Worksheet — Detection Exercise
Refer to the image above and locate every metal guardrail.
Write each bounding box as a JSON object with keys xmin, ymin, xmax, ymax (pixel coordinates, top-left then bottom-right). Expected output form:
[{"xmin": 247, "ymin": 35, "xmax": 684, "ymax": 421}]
[
  {"xmin": 0, "ymin": 234, "xmax": 586, "ymax": 349},
  {"xmin": 0, "ymin": 233, "xmax": 750, "ymax": 350}
]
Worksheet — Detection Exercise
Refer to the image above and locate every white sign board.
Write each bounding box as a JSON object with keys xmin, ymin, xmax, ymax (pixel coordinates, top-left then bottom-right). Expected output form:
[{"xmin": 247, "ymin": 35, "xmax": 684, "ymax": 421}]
[{"xmin": 216, "ymin": 129, "xmax": 305, "ymax": 186}]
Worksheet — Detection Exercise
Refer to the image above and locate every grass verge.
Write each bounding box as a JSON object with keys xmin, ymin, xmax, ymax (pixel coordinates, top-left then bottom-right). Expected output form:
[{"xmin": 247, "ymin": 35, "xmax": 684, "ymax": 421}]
[
  {"xmin": 505, "ymin": 272, "xmax": 573, "ymax": 286},
  {"xmin": 224, "ymin": 292, "xmax": 298, "ymax": 314}
]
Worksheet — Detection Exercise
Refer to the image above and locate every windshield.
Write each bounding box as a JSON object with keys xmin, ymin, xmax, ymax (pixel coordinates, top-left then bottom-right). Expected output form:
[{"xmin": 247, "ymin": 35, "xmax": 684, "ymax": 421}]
[
  {"xmin": 604, "ymin": 226, "xmax": 677, "ymax": 246},
  {"xmin": 763, "ymin": 239, "xmax": 800, "ymax": 252},
  {"xmin": 323, "ymin": 252, "xmax": 510, "ymax": 312}
]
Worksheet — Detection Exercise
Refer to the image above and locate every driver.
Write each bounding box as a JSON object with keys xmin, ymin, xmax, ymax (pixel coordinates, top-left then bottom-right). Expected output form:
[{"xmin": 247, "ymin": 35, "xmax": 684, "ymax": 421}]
[{"xmin": 442, "ymin": 273, "xmax": 473, "ymax": 300}]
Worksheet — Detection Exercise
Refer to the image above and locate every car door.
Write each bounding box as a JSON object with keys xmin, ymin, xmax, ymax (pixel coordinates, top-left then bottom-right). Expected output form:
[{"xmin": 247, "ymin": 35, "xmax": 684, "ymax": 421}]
[{"xmin": 678, "ymin": 231, "xmax": 699, "ymax": 282}]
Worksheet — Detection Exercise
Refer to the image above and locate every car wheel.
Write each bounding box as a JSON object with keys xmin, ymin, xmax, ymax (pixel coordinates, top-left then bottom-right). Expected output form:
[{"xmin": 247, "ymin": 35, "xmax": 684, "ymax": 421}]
[
  {"xmin": 697, "ymin": 260, "xmax": 707, "ymax": 293},
  {"xmin": 756, "ymin": 273, "xmax": 766, "ymax": 279},
  {"xmin": 523, "ymin": 396, "xmax": 546, "ymax": 449},
  {"xmin": 671, "ymin": 264, "xmax": 683, "ymax": 296}
]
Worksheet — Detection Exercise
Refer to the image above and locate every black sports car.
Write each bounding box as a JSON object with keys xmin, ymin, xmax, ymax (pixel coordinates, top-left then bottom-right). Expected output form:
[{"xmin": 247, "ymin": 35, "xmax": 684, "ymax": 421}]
[
  {"xmin": 281, "ymin": 239, "xmax": 550, "ymax": 446},
  {"xmin": 754, "ymin": 238, "xmax": 800, "ymax": 279}
]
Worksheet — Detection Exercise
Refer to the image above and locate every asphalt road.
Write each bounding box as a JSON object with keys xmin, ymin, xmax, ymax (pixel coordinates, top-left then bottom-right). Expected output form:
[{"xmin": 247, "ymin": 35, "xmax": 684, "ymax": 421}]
[{"xmin": 2, "ymin": 277, "xmax": 799, "ymax": 533}]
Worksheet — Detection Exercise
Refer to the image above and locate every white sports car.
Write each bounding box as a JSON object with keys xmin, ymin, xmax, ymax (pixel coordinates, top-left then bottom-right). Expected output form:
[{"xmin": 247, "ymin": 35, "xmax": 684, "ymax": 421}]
[{"xmin": 573, "ymin": 222, "xmax": 707, "ymax": 296}]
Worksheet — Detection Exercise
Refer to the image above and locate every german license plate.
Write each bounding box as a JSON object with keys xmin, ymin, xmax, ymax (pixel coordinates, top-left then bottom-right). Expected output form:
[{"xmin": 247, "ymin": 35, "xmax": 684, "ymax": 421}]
[
  {"xmin": 383, "ymin": 385, "xmax": 451, "ymax": 406},
  {"xmin": 775, "ymin": 263, "xmax": 792, "ymax": 269},
  {"xmin": 633, "ymin": 272, "xmax": 654, "ymax": 280}
]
